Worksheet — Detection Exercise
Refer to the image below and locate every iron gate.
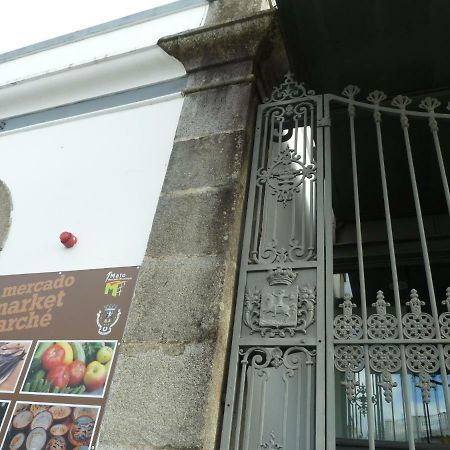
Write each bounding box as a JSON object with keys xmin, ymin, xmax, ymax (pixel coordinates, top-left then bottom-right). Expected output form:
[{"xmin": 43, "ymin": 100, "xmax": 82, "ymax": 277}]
[{"xmin": 220, "ymin": 74, "xmax": 450, "ymax": 450}]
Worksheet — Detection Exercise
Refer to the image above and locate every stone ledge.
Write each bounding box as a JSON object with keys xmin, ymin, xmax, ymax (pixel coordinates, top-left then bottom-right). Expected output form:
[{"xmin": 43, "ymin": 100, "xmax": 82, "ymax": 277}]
[
  {"xmin": 183, "ymin": 61, "xmax": 254, "ymax": 91},
  {"xmin": 174, "ymin": 82, "xmax": 254, "ymax": 140},
  {"xmin": 158, "ymin": 10, "xmax": 275, "ymax": 73}
]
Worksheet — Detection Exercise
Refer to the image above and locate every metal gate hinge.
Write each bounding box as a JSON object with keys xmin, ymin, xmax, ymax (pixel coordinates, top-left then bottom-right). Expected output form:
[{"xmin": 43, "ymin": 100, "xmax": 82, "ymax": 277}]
[{"xmin": 317, "ymin": 116, "xmax": 331, "ymax": 127}]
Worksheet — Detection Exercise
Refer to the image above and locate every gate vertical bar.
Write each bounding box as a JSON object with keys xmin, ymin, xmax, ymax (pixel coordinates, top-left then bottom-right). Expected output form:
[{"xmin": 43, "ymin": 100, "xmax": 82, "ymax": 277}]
[
  {"xmin": 368, "ymin": 90, "xmax": 416, "ymax": 450},
  {"xmin": 344, "ymin": 85, "xmax": 376, "ymax": 450},
  {"xmin": 315, "ymin": 94, "xmax": 326, "ymax": 450},
  {"xmin": 393, "ymin": 94, "xmax": 450, "ymax": 433},
  {"xmin": 324, "ymin": 94, "xmax": 336, "ymax": 450},
  {"xmin": 392, "ymin": 95, "xmax": 440, "ymax": 329},
  {"xmin": 419, "ymin": 97, "xmax": 450, "ymax": 216},
  {"xmin": 430, "ymin": 120, "xmax": 450, "ymax": 216}
]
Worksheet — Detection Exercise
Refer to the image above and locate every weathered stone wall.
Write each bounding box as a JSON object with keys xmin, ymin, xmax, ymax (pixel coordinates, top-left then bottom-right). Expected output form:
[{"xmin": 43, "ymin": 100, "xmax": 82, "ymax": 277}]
[
  {"xmin": 98, "ymin": 3, "xmax": 281, "ymax": 450},
  {"xmin": 206, "ymin": 0, "xmax": 271, "ymax": 25}
]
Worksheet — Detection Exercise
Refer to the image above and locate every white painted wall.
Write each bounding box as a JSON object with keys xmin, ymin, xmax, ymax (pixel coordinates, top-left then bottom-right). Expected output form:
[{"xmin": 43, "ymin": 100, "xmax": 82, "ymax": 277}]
[
  {"xmin": 0, "ymin": 1, "xmax": 209, "ymax": 275},
  {"xmin": 0, "ymin": 0, "xmax": 189, "ymax": 53},
  {"xmin": 0, "ymin": 5, "xmax": 207, "ymax": 88},
  {"xmin": 0, "ymin": 2, "xmax": 208, "ymax": 118},
  {"xmin": 0, "ymin": 94, "xmax": 182, "ymax": 275},
  {"xmin": 0, "ymin": 47, "xmax": 184, "ymax": 120}
]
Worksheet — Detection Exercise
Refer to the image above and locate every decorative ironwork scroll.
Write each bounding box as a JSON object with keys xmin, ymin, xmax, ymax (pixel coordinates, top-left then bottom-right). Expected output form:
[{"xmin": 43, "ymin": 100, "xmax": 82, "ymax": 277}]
[
  {"xmin": 334, "ymin": 345, "xmax": 364, "ymax": 401},
  {"xmin": 257, "ymin": 146, "xmax": 316, "ymax": 207},
  {"xmin": 367, "ymin": 291, "xmax": 398, "ymax": 339},
  {"xmin": 333, "ymin": 288, "xmax": 447, "ymax": 405},
  {"xmin": 444, "ymin": 344, "xmax": 450, "ymax": 370},
  {"xmin": 263, "ymin": 72, "xmax": 315, "ymax": 103},
  {"xmin": 235, "ymin": 347, "xmax": 316, "ymax": 450},
  {"xmin": 405, "ymin": 344, "xmax": 439, "ymax": 403},
  {"xmin": 439, "ymin": 287, "xmax": 450, "ymax": 338},
  {"xmin": 221, "ymin": 74, "xmax": 321, "ymax": 450},
  {"xmin": 333, "ymin": 294, "xmax": 363, "ymax": 340},
  {"xmin": 250, "ymin": 76, "xmax": 318, "ymax": 265},
  {"xmin": 261, "ymin": 432, "xmax": 283, "ymax": 450},
  {"xmin": 402, "ymin": 289, "xmax": 436, "ymax": 339},
  {"xmin": 368, "ymin": 345, "xmax": 400, "ymax": 403}
]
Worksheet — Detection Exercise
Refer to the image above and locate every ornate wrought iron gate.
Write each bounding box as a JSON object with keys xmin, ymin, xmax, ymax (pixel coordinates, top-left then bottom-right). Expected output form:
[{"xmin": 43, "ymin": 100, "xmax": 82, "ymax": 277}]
[
  {"xmin": 220, "ymin": 75, "xmax": 326, "ymax": 450},
  {"xmin": 220, "ymin": 74, "xmax": 450, "ymax": 450},
  {"xmin": 326, "ymin": 87, "xmax": 450, "ymax": 450}
]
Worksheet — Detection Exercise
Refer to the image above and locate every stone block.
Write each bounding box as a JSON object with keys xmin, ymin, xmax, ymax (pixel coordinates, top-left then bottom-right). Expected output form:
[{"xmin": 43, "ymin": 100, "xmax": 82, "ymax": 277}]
[
  {"xmin": 158, "ymin": 11, "xmax": 274, "ymax": 74},
  {"xmin": 206, "ymin": 0, "xmax": 271, "ymax": 25},
  {"xmin": 124, "ymin": 255, "xmax": 225, "ymax": 344},
  {"xmin": 174, "ymin": 83, "xmax": 253, "ymax": 140},
  {"xmin": 97, "ymin": 341, "xmax": 215, "ymax": 449},
  {"xmin": 162, "ymin": 130, "xmax": 248, "ymax": 193},
  {"xmin": 146, "ymin": 187, "xmax": 238, "ymax": 258}
]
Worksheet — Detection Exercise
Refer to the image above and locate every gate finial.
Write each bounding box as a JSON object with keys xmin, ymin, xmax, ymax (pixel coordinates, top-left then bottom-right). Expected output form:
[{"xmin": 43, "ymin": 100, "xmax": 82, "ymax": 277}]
[
  {"xmin": 367, "ymin": 90, "xmax": 387, "ymax": 105},
  {"xmin": 264, "ymin": 72, "xmax": 315, "ymax": 103},
  {"xmin": 342, "ymin": 85, "xmax": 360, "ymax": 100},
  {"xmin": 391, "ymin": 95, "xmax": 412, "ymax": 110},
  {"xmin": 419, "ymin": 97, "xmax": 441, "ymax": 113}
]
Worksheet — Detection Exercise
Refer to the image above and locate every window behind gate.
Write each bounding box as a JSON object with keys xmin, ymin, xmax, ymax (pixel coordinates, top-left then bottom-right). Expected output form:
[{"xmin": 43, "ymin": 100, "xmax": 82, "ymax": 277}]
[{"xmin": 220, "ymin": 74, "xmax": 450, "ymax": 450}]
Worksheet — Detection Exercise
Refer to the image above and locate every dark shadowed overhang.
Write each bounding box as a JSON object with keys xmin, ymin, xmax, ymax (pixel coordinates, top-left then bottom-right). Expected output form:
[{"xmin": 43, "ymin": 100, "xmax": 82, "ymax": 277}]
[{"xmin": 276, "ymin": 0, "xmax": 450, "ymax": 96}]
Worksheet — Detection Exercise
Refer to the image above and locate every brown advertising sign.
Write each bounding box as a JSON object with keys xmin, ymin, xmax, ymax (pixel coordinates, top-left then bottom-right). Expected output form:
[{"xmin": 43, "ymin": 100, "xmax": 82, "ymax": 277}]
[{"xmin": 0, "ymin": 266, "xmax": 139, "ymax": 449}]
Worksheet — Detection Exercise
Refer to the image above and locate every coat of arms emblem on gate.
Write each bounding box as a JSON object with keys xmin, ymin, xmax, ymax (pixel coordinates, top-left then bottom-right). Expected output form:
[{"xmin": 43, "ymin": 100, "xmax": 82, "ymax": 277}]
[{"xmin": 243, "ymin": 267, "xmax": 316, "ymax": 337}]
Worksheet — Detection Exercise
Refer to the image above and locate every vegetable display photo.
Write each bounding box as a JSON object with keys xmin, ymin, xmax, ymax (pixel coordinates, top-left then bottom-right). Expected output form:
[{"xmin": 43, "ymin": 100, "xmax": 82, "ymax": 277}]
[
  {"xmin": 22, "ymin": 341, "xmax": 116, "ymax": 397},
  {"xmin": 0, "ymin": 342, "xmax": 32, "ymax": 393},
  {"xmin": 2, "ymin": 402, "xmax": 100, "ymax": 450}
]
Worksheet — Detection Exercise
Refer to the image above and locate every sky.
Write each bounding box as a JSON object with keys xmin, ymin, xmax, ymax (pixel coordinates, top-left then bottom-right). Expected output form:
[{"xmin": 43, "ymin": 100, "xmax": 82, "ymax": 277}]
[{"xmin": 0, "ymin": 0, "xmax": 176, "ymax": 54}]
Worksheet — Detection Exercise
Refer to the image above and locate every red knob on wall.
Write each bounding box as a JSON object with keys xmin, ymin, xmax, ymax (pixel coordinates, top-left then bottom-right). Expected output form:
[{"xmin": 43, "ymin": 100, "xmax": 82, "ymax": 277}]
[{"xmin": 60, "ymin": 231, "xmax": 77, "ymax": 248}]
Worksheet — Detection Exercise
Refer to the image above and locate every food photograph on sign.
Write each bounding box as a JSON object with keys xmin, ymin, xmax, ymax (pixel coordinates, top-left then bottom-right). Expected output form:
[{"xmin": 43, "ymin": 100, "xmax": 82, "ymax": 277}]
[
  {"xmin": 21, "ymin": 341, "xmax": 116, "ymax": 397},
  {"xmin": 0, "ymin": 401, "xmax": 10, "ymax": 428},
  {"xmin": 0, "ymin": 341, "xmax": 32, "ymax": 393},
  {"xmin": 3, "ymin": 402, "xmax": 100, "ymax": 450}
]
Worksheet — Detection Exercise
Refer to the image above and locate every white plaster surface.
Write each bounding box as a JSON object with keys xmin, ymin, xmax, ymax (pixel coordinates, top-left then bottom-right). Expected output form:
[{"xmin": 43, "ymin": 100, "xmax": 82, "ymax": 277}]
[
  {"xmin": 0, "ymin": 0, "xmax": 188, "ymax": 54},
  {"xmin": 0, "ymin": 5, "xmax": 207, "ymax": 87},
  {"xmin": 0, "ymin": 95, "xmax": 182, "ymax": 275},
  {"xmin": 0, "ymin": 47, "xmax": 183, "ymax": 120},
  {"xmin": 0, "ymin": 3, "xmax": 207, "ymax": 119}
]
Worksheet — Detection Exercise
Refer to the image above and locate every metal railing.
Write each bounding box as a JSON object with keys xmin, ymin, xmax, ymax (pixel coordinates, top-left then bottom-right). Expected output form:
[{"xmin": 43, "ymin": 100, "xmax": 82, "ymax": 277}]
[
  {"xmin": 327, "ymin": 88, "xmax": 450, "ymax": 450},
  {"xmin": 220, "ymin": 73, "xmax": 450, "ymax": 450}
]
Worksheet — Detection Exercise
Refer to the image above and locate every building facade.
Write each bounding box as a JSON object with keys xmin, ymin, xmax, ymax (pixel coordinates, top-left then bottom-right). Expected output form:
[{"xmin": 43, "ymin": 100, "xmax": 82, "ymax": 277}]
[{"xmin": 0, "ymin": 1, "xmax": 450, "ymax": 449}]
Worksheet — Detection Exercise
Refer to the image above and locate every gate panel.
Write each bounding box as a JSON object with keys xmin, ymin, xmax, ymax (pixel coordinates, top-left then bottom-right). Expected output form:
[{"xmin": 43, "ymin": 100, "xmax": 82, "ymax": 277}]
[
  {"xmin": 220, "ymin": 74, "xmax": 325, "ymax": 450},
  {"xmin": 325, "ymin": 88, "xmax": 450, "ymax": 450},
  {"xmin": 220, "ymin": 75, "xmax": 450, "ymax": 450}
]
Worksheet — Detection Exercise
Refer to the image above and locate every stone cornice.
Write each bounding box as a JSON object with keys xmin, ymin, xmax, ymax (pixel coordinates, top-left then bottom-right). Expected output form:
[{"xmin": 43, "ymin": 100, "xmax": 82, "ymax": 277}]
[{"xmin": 158, "ymin": 9, "xmax": 276, "ymax": 73}]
